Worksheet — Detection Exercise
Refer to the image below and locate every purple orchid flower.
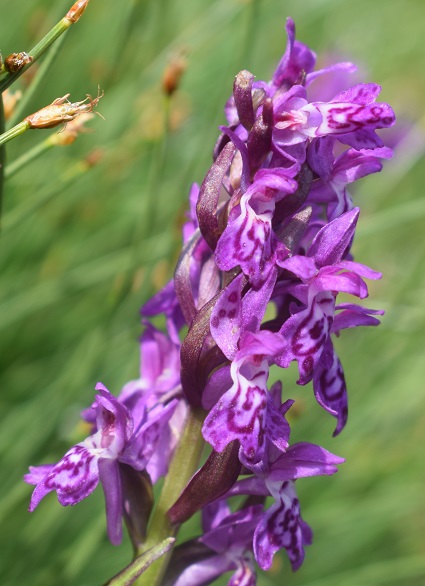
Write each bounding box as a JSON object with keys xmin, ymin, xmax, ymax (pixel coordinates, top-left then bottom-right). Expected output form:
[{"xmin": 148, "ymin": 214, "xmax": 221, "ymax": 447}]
[
  {"xmin": 307, "ymin": 136, "xmax": 393, "ymax": 219},
  {"xmin": 202, "ymin": 331, "xmax": 291, "ymax": 464},
  {"xmin": 170, "ymin": 501, "xmax": 262, "ymax": 586},
  {"xmin": 25, "ymin": 383, "xmax": 177, "ymax": 544},
  {"xmin": 276, "ymin": 207, "xmax": 382, "ymax": 384},
  {"xmin": 313, "ymin": 303, "xmax": 384, "ymax": 435},
  {"xmin": 272, "ymin": 83, "xmax": 395, "ymax": 156},
  {"xmin": 227, "ymin": 441, "xmax": 344, "ymax": 571},
  {"xmin": 214, "ymin": 167, "xmax": 297, "ymax": 287},
  {"xmin": 117, "ymin": 321, "xmax": 187, "ymax": 482}
]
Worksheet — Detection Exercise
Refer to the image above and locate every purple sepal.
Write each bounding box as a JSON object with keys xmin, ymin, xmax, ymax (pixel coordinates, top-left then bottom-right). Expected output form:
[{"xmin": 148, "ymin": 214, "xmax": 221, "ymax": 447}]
[
  {"xmin": 306, "ymin": 61, "xmax": 357, "ymax": 87},
  {"xmin": 307, "ymin": 207, "xmax": 359, "ymax": 267},
  {"xmin": 267, "ymin": 442, "xmax": 345, "ymax": 481},
  {"xmin": 272, "ymin": 17, "xmax": 316, "ymax": 89}
]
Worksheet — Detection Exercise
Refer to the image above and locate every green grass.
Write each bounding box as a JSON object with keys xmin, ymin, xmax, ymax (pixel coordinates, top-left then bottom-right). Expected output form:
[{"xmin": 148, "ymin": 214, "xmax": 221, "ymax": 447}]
[{"xmin": 1, "ymin": 0, "xmax": 425, "ymax": 584}]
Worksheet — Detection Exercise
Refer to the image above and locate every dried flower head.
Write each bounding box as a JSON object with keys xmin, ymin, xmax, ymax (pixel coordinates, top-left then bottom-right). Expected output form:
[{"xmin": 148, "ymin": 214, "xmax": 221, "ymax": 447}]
[
  {"xmin": 162, "ymin": 49, "xmax": 188, "ymax": 96},
  {"xmin": 25, "ymin": 89, "xmax": 104, "ymax": 130}
]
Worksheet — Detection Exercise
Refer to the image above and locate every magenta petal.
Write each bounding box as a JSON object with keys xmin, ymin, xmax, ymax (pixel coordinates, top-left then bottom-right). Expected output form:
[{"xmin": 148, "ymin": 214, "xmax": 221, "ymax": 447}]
[
  {"xmin": 121, "ymin": 399, "xmax": 178, "ymax": 470},
  {"xmin": 308, "ymin": 208, "xmax": 359, "ymax": 267},
  {"xmin": 29, "ymin": 444, "xmax": 99, "ymax": 510},
  {"xmin": 215, "ymin": 190, "xmax": 276, "ymax": 287},
  {"xmin": 330, "ymin": 83, "xmax": 381, "ymax": 105},
  {"xmin": 314, "ymin": 271, "xmax": 368, "ymax": 298},
  {"xmin": 253, "ymin": 481, "xmax": 310, "ymax": 571},
  {"xmin": 333, "ymin": 304, "xmax": 384, "ymax": 332}
]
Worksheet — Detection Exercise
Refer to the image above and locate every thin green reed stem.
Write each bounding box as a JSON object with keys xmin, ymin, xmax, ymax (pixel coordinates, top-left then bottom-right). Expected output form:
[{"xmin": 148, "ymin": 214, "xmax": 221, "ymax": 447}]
[
  {"xmin": 8, "ymin": 33, "xmax": 68, "ymax": 128},
  {"xmin": 4, "ymin": 137, "xmax": 55, "ymax": 180},
  {"xmin": 240, "ymin": 0, "xmax": 261, "ymax": 68},
  {"xmin": 0, "ymin": 95, "xmax": 5, "ymax": 221},
  {"xmin": 2, "ymin": 158, "xmax": 93, "ymax": 232},
  {"xmin": 0, "ymin": 121, "xmax": 30, "ymax": 148},
  {"xmin": 134, "ymin": 407, "xmax": 206, "ymax": 586}
]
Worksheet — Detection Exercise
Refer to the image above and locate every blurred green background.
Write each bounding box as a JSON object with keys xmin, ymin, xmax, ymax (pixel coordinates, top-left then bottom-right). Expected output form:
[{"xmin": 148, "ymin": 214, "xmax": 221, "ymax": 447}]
[{"xmin": 1, "ymin": 0, "xmax": 425, "ymax": 584}]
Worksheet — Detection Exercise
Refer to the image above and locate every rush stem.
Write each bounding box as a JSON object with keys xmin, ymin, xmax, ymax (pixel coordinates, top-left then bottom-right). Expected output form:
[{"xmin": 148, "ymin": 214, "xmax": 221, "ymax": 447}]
[{"xmin": 0, "ymin": 121, "xmax": 30, "ymax": 148}]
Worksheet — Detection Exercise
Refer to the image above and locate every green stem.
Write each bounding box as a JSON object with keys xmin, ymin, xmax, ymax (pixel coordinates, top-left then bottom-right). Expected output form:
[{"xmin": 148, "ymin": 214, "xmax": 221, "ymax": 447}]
[
  {"xmin": 2, "ymin": 158, "xmax": 91, "ymax": 232},
  {"xmin": 0, "ymin": 121, "xmax": 29, "ymax": 148},
  {"xmin": 0, "ymin": 17, "xmax": 73, "ymax": 93},
  {"xmin": 134, "ymin": 406, "xmax": 206, "ymax": 586},
  {"xmin": 0, "ymin": 94, "xmax": 5, "ymax": 221},
  {"xmin": 7, "ymin": 33, "xmax": 68, "ymax": 128},
  {"xmin": 4, "ymin": 136, "xmax": 55, "ymax": 180}
]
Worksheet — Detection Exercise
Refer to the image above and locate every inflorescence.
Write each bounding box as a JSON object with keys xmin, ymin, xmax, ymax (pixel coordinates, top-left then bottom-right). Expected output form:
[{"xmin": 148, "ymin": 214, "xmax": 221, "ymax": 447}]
[{"xmin": 25, "ymin": 17, "xmax": 395, "ymax": 585}]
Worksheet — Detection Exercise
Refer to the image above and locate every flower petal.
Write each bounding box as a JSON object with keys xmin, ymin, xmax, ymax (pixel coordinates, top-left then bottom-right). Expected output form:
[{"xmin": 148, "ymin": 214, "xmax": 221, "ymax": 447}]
[{"xmin": 28, "ymin": 444, "xmax": 99, "ymax": 510}]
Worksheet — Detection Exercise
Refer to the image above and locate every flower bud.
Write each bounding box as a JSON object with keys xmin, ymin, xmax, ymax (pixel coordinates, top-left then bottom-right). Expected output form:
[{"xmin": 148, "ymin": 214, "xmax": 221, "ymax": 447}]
[
  {"xmin": 65, "ymin": 0, "xmax": 90, "ymax": 24},
  {"xmin": 4, "ymin": 52, "xmax": 33, "ymax": 73},
  {"xmin": 162, "ymin": 50, "xmax": 187, "ymax": 96}
]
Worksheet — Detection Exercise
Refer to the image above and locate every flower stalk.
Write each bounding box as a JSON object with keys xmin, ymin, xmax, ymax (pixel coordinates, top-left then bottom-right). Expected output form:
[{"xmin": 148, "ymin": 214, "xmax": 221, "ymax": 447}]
[
  {"xmin": 0, "ymin": 94, "xmax": 5, "ymax": 219},
  {"xmin": 134, "ymin": 407, "xmax": 206, "ymax": 586}
]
